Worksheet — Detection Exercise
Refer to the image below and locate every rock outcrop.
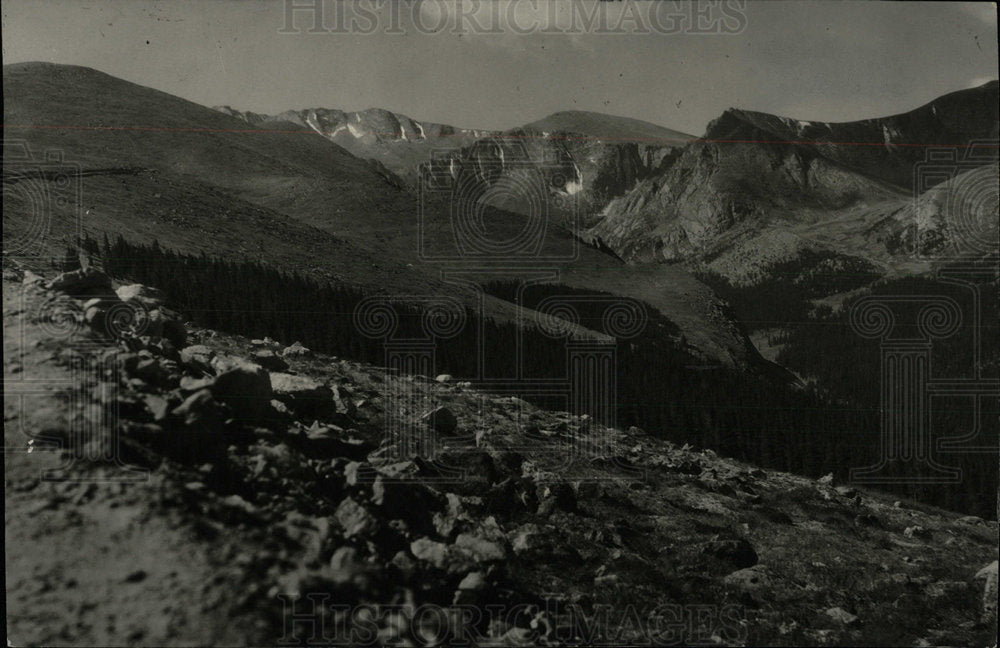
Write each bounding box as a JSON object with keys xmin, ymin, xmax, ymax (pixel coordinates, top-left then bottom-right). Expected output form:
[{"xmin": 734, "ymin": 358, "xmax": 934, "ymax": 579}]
[{"xmin": 585, "ymin": 81, "xmax": 999, "ymax": 274}]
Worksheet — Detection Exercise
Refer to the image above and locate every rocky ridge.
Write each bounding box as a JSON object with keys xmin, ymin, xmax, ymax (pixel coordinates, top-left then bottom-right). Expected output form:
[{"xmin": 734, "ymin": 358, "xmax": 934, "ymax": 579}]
[
  {"xmin": 214, "ymin": 104, "xmax": 691, "ymax": 224},
  {"xmin": 4, "ymin": 259, "xmax": 998, "ymax": 646},
  {"xmin": 214, "ymin": 105, "xmax": 497, "ymax": 187},
  {"xmin": 585, "ymin": 81, "xmax": 999, "ymax": 279}
]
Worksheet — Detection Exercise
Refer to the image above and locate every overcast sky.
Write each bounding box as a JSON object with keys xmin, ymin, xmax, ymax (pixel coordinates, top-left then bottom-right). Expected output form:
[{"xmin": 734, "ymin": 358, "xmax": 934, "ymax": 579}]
[{"xmin": 3, "ymin": 1, "xmax": 997, "ymax": 135}]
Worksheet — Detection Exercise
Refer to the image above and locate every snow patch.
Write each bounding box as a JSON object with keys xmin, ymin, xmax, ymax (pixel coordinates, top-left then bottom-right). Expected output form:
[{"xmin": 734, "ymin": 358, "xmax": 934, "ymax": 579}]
[
  {"xmin": 559, "ymin": 162, "xmax": 584, "ymax": 195},
  {"xmin": 882, "ymin": 125, "xmax": 898, "ymax": 149},
  {"xmin": 304, "ymin": 112, "xmax": 324, "ymax": 136}
]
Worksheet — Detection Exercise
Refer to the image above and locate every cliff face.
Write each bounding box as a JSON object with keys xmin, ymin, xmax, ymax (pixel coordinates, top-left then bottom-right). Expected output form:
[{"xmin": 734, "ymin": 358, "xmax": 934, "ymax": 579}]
[
  {"xmin": 420, "ymin": 132, "xmax": 685, "ymax": 230},
  {"xmin": 585, "ymin": 82, "xmax": 999, "ymax": 274}
]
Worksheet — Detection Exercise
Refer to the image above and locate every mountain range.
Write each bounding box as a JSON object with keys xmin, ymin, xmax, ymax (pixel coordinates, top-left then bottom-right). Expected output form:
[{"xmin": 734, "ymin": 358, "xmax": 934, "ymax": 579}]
[
  {"xmin": 216, "ymin": 82, "xmax": 998, "ymax": 289},
  {"xmin": 4, "ymin": 62, "xmax": 762, "ymax": 369},
  {"xmin": 4, "ymin": 62, "xmax": 998, "ymax": 373}
]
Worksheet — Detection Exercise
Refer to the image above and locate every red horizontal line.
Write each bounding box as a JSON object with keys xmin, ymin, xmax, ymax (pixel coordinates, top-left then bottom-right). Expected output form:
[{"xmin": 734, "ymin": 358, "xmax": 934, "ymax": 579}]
[{"xmin": 3, "ymin": 123, "xmax": 998, "ymax": 149}]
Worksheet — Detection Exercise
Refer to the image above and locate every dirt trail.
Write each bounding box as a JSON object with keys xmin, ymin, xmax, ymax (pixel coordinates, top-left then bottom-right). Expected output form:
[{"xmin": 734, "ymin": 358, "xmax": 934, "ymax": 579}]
[{"xmin": 3, "ymin": 274, "xmax": 256, "ymax": 645}]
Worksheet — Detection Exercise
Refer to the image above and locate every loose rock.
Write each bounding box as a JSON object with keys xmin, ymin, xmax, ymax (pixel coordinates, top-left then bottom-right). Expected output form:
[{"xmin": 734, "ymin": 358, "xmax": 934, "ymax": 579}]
[
  {"xmin": 179, "ymin": 345, "xmax": 216, "ymax": 374},
  {"xmin": 210, "ymin": 356, "xmax": 272, "ymax": 420},
  {"xmin": 281, "ymin": 341, "xmax": 311, "ymax": 357},
  {"xmin": 335, "ymin": 498, "xmax": 377, "ymax": 539},
  {"xmin": 115, "ymin": 284, "xmax": 167, "ymax": 308},
  {"xmin": 825, "ymin": 607, "xmax": 859, "ymax": 625},
  {"xmin": 270, "ymin": 372, "xmax": 333, "ymax": 418},
  {"xmin": 251, "ymin": 349, "xmax": 289, "ymax": 372}
]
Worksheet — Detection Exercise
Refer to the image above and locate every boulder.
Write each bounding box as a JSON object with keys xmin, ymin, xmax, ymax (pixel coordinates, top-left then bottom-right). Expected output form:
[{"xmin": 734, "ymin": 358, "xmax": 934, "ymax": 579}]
[
  {"xmin": 251, "ymin": 349, "xmax": 289, "ymax": 372},
  {"xmin": 330, "ymin": 384, "xmax": 355, "ymax": 416},
  {"xmin": 433, "ymin": 493, "xmax": 473, "ymax": 538},
  {"xmin": 115, "ymin": 283, "xmax": 167, "ymax": 308},
  {"xmin": 724, "ymin": 565, "xmax": 773, "ymax": 594},
  {"xmin": 179, "ymin": 375, "xmax": 215, "ymax": 393},
  {"xmin": 509, "ymin": 524, "xmax": 548, "ymax": 555},
  {"xmin": 147, "ymin": 337, "xmax": 179, "ymax": 361},
  {"xmin": 131, "ymin": 356, "xmax": 172, "ymax": 387},
  {"xmin": 955, "ymin": 515, "xmax": 986, "ymax": 526},
  {"xmin": 371, "ymin": 475, "xmax": 441, "ymax": 531},
  {"xmin": 171, "ymin": 389, "xmax": 228, "ymax": 427},
  {"xmin": 83, "ymin": 302, "xmax": 110, "ymax": 336},
  {"xmin": 142, "ymin": 394, "xmax": 171, "ymax": 422},
  {"xmin": 46, "ymin": 268, "xmax": 112, "ymax": 296},
  {"xmin": 410, "ymin": 538, "xmax": 452, "ymax": 570},
  {"xmin": 282, "ymin": 341, "xmax": 312, "ymax": 357},
  {"xmin": 299, "ymin": 424, "xmax": 373, "ymax": 461},
  {"xmin": 335, "ymin": 497, "xmax": 377, "ymax": 539},
  {"xmin": 343, "ymin": 461, "xmax": 376, "ymax": 488},
  {"xmin": 454, "ymin": 519, "xmax": 507, "ymax": 563},
  {"xmin": 210, "ymin": 356, "xmax": 272, "ymax": 420},
  {"xmin": 411, "ymin": 518, "xmax": 507, "ymax": 574},
  {"xmin": 453, "ymin": 570, "xmax": 488, "ymax": 606},
  {"xmin": 146, "ymin": 309, "xmax": 187, "ymax": 349},
  {"xmin": 270, "ymin": 372, "xmax": 334, "ymax": 417},
  {"xmin": 825, "ymin": 607, "xmax": 859, "ymax": 626},
  {"xmin": 179, "ymin": 345, "xmax": 216, "ymax": 374},
  {"xmin": 22, "ymin": 271, "xmax": 46, "ymax": 287}
]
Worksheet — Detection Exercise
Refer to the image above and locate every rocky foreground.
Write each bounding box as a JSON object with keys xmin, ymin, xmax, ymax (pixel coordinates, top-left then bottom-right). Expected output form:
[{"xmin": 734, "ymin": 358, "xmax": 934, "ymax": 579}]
[{"xmin": 3, "ymin": 261, "xmax": 998, "ymax": 647}]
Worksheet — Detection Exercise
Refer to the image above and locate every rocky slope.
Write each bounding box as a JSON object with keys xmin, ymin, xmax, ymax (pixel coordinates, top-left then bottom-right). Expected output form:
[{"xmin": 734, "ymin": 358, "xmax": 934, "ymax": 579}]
[
  {"xmin": 586, "ymin": 81, "xmax": 999, "ymax": 278},
  {"xmin": 4, "ymin": 259, "xmax": 998, "ymax": 647}
]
